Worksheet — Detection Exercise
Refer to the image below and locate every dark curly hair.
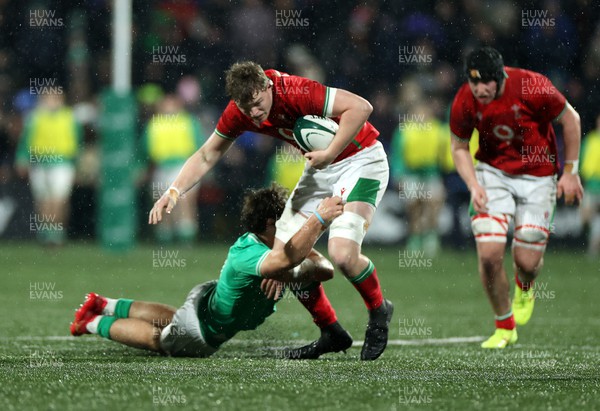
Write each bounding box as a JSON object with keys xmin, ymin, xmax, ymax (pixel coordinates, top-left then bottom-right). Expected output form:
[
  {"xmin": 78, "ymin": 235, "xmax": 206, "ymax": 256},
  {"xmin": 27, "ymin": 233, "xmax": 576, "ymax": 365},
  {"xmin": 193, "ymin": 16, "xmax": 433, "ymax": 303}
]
[
  {"xmin": 240, "ymin": 183, "xmax": 289, "ymax": 234},
  {"xmin": 225, "ymin": 61, "xmax": 270, "ymax": 106}
]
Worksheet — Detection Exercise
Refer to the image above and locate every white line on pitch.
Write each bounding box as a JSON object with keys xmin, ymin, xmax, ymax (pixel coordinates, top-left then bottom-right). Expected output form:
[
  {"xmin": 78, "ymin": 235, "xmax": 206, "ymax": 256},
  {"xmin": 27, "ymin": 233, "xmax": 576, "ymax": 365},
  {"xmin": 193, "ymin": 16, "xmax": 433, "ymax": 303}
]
[{"xmin": 2, "ymin": 336, "xmax": 486, "ymax": 345}]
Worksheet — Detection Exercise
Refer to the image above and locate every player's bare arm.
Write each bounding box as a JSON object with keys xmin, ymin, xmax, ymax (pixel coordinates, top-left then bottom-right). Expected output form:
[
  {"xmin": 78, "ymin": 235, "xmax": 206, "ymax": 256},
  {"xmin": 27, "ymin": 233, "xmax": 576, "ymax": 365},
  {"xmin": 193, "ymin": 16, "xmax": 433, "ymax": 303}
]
[
  {"xmin": 148, "ymin": 133, "xmax": 233, "ymax": 224},
  {"xmin": 451, "ymin": 135, "xmax": 488, "ymax": 213},
  {"xmin": 260, "ymin": 249, "xmax": 334, "ymax": 299},
  {"xmin": 260, "ymin": 196, "xmax": 343, "ymax": 278},
  {"xmin": 556, "ymin": 103, "xmax": 584, "ymax": 205},
  {"xmin": 305, "ymin": 89, "xmax": 372, "ymax": 169}
]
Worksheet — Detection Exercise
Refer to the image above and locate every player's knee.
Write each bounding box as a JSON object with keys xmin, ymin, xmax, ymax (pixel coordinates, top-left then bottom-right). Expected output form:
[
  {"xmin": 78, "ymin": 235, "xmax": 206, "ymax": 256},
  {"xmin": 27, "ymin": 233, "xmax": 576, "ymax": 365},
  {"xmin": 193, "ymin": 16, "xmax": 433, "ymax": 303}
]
[
  {"xmin": 316, "ymin": 263, "xmax": 335, "ymax": 281},
  {"xmin": 150, "ymin": 327, "xmax": 163, "ymax": 352},
  {"xmin": 327, "ymin": 238, "xmax": 361, "ymax": 274},
  {"xmin": 471, "ymin": 213, "xmax": 509, "ymax": 243},
  {"xmin": 327, "ymin": 246, "xmax": 358, "ymax": 273},
  {"xmin": 514, "ymin": 254, "xmax": 543, "ymax": 277},
  {"xmin": 479, "ymin": 254, "xmax": 504, "ymax": 277}
]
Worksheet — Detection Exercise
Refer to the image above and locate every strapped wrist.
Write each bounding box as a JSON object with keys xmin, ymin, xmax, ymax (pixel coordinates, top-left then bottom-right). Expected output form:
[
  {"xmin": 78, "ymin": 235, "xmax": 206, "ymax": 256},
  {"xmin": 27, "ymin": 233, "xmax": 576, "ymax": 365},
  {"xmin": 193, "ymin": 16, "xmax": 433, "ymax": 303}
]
[
  {"xmin": 563, "ymin": 160, "xmax": 579, "ymax": 175},
  {"xmin": 167, "ymin": 186, "xmax": 180, "ymax": 203}
]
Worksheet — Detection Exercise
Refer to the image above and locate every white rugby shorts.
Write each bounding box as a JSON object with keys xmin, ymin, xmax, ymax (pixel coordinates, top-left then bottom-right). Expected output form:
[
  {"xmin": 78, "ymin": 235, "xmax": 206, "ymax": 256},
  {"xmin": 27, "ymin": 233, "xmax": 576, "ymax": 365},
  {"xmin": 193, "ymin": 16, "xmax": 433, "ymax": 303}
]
[
  {"xmin": 275, "ymin": 141, "xmax": 389, "ymax": 244},
  {"xmin": 472, "ymin": 162, "xmax": 556, "ymax": 249},
  {"xmin": 29, "ymin": 164, "xmax": 76, "ymax": 201}
]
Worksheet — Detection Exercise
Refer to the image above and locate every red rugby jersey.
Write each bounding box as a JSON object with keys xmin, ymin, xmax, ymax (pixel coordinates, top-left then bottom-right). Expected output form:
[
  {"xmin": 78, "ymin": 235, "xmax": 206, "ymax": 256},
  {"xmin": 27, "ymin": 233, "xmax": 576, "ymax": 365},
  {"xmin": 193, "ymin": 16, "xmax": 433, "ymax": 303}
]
[
  {"xmin": 215, "ymin": 69, "xmax": 379, "ymax": 163},
  {"xmin": 450, "ymin": 67, "xmax": 567, "ymax": 176}
]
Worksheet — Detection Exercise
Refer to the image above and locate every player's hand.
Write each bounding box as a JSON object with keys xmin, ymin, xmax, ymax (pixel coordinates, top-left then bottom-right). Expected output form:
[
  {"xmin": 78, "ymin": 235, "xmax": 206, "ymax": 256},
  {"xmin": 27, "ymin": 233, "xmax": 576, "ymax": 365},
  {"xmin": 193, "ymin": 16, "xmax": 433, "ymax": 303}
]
[
  {"xmin": 557, "ymin": 173, "xmax": 584, "ymax": 205},
  {"xmin": 470, "ymin": 183, "xmax": 489, "ymax": 213},
  {"xmin": 261, "ymin": 278, "xmax": 284, "ymax": 300},
  {"xmin": 148, "ymin": 189, "xmax": 179, "ymax": 224},
  {"xmin": 305, "ymin": 150, "xmax": 335, "ymax": 170},
  {"xmin": 315, "ymin": 196, "xmax": 344, "ymax": 224}
]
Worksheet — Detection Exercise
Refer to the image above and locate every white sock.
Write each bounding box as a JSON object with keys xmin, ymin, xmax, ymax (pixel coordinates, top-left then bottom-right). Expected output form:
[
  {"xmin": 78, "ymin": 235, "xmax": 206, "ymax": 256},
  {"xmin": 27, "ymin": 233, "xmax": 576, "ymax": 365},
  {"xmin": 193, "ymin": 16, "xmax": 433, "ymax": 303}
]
[
  {"xmin": 103, "ymin": 298, "xmax": 118, "ymax": 316},
  {"xmin": 86, "ymin": 315, "xmax": 102, "ymax": 334}
]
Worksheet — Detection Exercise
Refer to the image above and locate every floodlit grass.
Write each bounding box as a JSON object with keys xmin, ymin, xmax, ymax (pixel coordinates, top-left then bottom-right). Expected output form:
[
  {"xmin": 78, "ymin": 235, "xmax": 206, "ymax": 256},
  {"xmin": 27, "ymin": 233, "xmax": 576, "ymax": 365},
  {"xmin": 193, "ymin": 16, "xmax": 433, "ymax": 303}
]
[{"xmin": 1, "ymin": 243, "xmax": 599, "ymax": 410}]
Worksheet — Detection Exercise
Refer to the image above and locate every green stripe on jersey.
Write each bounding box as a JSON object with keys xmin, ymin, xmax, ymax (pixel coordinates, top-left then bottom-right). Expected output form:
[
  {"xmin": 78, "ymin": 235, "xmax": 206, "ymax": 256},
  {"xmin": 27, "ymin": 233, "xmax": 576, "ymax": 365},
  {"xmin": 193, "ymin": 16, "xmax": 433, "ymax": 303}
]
[
  {"xmin": 322, "ymin": 87, "xmax": 337, "ymax": 117},
  {"xmin": 347, "ymin": 178, "xmax": 380, "ymax": 206},
  {"xmin": 215, "ymin": 129, "xmax": 235, "ymax": 141},
  {"xmin": 351, "ymin": 139, "xmax": 363, "ymax": 149},
  {"xmin": 451, "ymin": 132, "xmax": 470, "ymax": 143}
]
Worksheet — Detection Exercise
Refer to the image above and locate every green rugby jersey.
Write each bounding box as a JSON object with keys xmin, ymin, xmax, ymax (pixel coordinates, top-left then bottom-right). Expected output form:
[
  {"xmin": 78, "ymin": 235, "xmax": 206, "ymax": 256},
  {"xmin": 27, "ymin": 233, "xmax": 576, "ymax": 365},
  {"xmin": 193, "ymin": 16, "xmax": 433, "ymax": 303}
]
[{"xmin": 199, "ymin": 233, "xmax": 277, "ymax": 348}]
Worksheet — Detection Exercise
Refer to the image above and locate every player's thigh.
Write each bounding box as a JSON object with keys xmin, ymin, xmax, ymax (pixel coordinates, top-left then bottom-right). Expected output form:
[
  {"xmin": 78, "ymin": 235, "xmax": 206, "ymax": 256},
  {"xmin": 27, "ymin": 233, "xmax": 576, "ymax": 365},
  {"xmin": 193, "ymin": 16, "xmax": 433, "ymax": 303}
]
[
  {"xmin": 471, "ymin": 164, "xmax": 515, "ymax": 243},
  {"xmin": 28, "ymin": 166, "xmax": 50, "ymax": 202},
  {"xmin": 47, "ymin": 164, "xmax": 76, "ymax": 200},
  {"xmin": 327, "ymin": 142, "xmax": 388, "ymax": 245},
  {"xmin": 332, "ymin": 141, "xmax": 389, "ymax": 212},
  {"xmin": 159, "ymin": 281, "xmax": 217, "ymax": 358},
  {"xmin": 513, "ymin": 175, "xmax": 556, "ymax": 252}
]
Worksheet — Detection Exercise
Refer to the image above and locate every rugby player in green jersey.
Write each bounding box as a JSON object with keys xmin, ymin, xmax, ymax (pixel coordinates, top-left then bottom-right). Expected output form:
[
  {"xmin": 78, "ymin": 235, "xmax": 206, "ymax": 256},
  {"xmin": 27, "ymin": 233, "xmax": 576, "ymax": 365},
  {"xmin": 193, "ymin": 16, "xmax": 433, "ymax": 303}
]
[{"xmin": 70, "ymin": 184, "xmax": 352, "ymax": 358}]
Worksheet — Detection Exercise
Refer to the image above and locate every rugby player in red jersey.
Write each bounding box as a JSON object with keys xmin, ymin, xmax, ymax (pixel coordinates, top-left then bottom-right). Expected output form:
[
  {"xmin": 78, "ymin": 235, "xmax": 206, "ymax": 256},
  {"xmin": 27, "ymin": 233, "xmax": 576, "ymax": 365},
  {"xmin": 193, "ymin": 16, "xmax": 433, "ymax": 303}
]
[
  {"xmin": 450, "ymin": 47, "xmax": 584, "ymax": 348},
  {"xmin": 149, "ymin": 61, "xmax": 393, "ymax": 360}
]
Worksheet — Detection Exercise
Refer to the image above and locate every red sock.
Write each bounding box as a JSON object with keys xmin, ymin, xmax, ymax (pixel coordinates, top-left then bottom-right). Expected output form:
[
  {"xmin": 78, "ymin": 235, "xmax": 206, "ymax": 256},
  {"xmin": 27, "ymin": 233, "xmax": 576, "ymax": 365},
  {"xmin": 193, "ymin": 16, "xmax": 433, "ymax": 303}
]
[
  {"xmin": 296, "ymin": 283, "xmax": 337, "ymax": 329},
  {"xmin": 495, "ymin": 313, "xmax": 516, "ymax": 330},
  {"xmin": 515, "ymin": 272, "xmax": 533, "ymax": 291},
  {"xmin": 350, "ymin": 262, "xmax": 384, "ymax": 311}
]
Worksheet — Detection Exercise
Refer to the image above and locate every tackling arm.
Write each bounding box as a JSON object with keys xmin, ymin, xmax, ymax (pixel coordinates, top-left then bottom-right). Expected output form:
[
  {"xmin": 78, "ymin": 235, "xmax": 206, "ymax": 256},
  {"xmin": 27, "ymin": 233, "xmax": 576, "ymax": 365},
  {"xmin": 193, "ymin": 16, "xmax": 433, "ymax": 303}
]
[{"xmin": 260, "ymin": 196, "xmax": 343, "ymax": 279}]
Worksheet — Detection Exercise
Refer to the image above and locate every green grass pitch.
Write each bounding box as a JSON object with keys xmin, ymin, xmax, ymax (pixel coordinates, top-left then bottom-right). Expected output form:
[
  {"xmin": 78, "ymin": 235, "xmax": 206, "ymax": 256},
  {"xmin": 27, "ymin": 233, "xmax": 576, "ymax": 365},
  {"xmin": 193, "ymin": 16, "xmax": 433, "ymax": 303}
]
[{"xmin": 1, "ymin": 243, "xmax": 599, "ymax": 410}]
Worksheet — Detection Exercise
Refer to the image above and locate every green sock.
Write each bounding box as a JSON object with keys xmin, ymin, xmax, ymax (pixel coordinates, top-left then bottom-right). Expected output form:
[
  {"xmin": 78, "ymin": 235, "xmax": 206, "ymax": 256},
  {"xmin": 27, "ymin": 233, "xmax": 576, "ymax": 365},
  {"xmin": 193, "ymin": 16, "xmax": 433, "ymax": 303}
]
[
  {"xmin": 114, "ymin": 299, "xmax": 134, "ymax": 318},
  {"xmin": 97, "ymin": 316, "xmax": 117, "ymax": 339}
]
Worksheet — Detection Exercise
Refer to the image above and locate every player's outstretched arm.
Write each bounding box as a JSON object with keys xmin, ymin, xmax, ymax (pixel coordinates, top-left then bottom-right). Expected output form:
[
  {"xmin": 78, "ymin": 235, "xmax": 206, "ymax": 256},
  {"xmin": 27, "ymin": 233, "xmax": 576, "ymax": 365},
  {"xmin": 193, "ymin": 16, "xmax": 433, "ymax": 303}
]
[
  {"xmin": 556, "ymin": 103, "xmax": 584, "ymax": 205},
  {"xmin": 148, "ymin": 133, "xmax": 233, "ymax": 224},
  {"xmin": 451, "ymin": 135, "xmax": 488, "ymax": 213},
  {"xmin": 260, "ymin": 196, "xmax": 343, "ymax": 278},
  {"xmin": 305, "ymin": 89, "xmax": 372, "ymax": 169}
]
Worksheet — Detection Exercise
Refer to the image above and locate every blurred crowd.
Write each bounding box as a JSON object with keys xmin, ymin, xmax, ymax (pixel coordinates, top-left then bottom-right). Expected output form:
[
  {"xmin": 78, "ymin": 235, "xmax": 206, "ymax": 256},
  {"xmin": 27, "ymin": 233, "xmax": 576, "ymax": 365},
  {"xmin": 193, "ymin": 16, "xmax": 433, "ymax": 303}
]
[{"xmin": 0, "ymin": 0, "xmax": 599, "ymax": 252}]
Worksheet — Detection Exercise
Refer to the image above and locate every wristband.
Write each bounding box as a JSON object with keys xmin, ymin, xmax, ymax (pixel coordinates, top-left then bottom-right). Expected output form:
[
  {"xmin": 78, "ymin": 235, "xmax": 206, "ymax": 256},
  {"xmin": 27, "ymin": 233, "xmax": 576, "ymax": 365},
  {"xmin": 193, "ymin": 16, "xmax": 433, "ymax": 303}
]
[
  {"xmin": 564, "ymin": 160, "xmax": 579, "ymax": 175},
  {"xmin": 313, "ymin": 210, "xmax": 326, "ymax": 226}
]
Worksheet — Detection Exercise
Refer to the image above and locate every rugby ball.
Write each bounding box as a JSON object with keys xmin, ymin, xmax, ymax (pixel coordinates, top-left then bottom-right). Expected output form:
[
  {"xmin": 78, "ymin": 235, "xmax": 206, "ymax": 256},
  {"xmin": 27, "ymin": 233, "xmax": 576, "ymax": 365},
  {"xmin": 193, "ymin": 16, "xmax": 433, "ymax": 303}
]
[{"xmin": 293, "ymin": 115, "xmax": 338, "ymax": 152}]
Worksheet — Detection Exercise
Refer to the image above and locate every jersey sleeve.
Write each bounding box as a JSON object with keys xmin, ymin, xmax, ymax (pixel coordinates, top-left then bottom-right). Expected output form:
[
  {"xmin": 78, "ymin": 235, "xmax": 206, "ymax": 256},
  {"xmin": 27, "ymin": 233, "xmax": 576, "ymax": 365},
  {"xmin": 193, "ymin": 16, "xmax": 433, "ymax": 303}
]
[
  {"xmin": 285, "ymin": 75, "xmax": 337, "ymax": 117},
  {"xmin": 231, "ymin": 242, "xmax": 271, "ymax": 278},
  {"xmin": 523, "ymin": 74, "xmax": 567, "ymax": 123},
  {"xmin": 215, "ymin": 101, "xmax": 246, "ymax": 141},
  {"xmin": 449, "ymin": 85, "xmax": 475, "ymax": 142}
]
